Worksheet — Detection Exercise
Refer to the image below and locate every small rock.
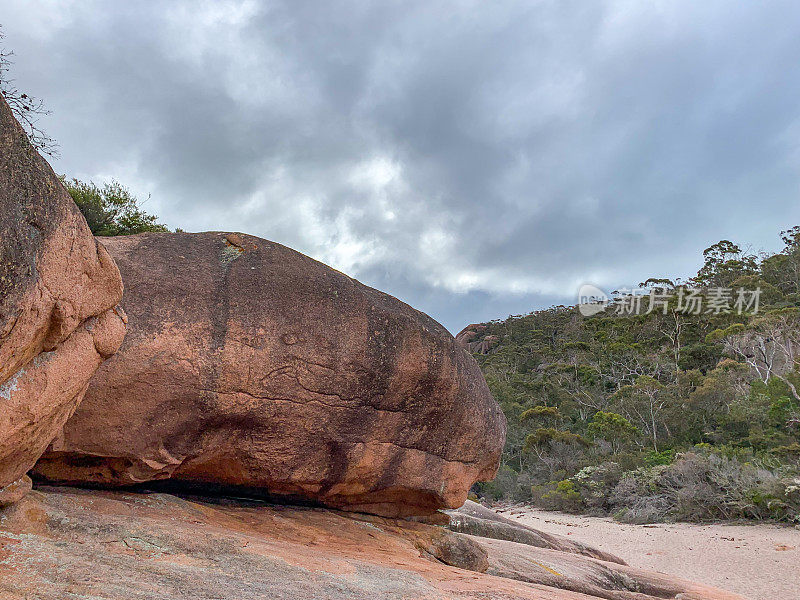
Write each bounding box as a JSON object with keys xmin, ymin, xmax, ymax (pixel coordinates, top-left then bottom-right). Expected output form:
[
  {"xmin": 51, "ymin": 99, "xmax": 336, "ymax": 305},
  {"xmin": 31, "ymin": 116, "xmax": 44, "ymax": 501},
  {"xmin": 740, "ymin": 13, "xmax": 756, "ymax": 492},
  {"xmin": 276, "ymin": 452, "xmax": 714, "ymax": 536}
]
[{"xmin": 0, "ymin": 474, "xmax": 32, "ymax": 507}]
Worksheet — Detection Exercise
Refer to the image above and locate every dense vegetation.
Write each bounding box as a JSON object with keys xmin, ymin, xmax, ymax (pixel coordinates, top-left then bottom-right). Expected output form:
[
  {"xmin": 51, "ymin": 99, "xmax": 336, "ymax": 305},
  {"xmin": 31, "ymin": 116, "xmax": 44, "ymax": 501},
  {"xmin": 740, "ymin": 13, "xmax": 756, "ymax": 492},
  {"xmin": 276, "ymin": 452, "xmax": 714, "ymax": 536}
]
[
  {"xmin": 7, "ymin": 17, "xmax": 797, "ymax": 520},
  {"xmin": 64, "ymin": 178, "xmax": 170, "ymax": 236},
  {"xmin": 471, "ymin": 228, "xmax": 800, "ymax": 524}
]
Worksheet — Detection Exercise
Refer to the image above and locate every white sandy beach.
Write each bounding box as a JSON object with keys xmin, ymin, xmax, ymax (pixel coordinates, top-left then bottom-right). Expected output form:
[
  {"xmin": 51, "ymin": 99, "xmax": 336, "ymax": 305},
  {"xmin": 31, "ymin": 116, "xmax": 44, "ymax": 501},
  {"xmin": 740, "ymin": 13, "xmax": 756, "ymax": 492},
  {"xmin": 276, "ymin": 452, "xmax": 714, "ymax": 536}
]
[{"xmin": 496, "ymin": 507, "xmax": 799, "ymax": 600}]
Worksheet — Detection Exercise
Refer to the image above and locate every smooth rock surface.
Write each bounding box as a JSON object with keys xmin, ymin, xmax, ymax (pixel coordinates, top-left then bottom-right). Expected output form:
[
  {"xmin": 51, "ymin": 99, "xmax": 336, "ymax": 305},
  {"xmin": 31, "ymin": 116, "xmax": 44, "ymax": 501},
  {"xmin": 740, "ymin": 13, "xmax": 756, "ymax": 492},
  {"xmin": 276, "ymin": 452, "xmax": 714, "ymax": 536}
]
[
  {"xmin": 0, "ymin": 92, "xmax": 125, "ymax": 497},
  {"xmin": 35, "ymin": 232, "xmax": 506, "ymax": 516},
  {"xmin": 474, "ymin": 533, "xmax": 738, "ymax": 600},
  {"xmin": 445, "ymin": 500, "xmax": 625, "ymax": 564},
  {"xmin": 0, "ymin": 487, "xmax": 743, "ymax": 600}
]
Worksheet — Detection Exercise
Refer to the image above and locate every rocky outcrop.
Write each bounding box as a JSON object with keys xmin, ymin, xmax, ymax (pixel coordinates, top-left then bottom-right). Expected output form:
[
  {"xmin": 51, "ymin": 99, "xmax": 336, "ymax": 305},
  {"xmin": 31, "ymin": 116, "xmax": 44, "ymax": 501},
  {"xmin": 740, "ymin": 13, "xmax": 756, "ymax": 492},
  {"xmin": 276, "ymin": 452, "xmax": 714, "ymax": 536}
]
[
  {"xmin": 445, "ymin": 500, "xmax": 625, "ymax": 564},
  {"xmin": 0, "ymin": 487, "xmax": 743, "ymax": 600},
  {"xmin": 0, "ymin": 93, "xmax": 126, "ymax": 503},
  {"xmin": 34, "ymin": 232, "xmax": 506, "ymax": 517},
  {"xmin": 455, "ymin": 324, "xmax": 498, "ymax": 354},
  {"xmin": 455, "ymin": 323, "xmax": 486, "ymax": 348},
  {"xmin": 472, "ymin": 533, "xmax": 740, "ymax": 600}
]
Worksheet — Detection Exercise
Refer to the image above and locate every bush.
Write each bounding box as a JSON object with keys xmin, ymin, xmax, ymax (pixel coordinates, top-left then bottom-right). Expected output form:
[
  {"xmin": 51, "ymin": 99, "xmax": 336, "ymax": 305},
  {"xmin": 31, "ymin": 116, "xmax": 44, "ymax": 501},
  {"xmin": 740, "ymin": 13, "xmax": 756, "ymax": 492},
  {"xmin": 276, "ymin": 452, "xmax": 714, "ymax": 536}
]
[
  {"xmin": 475, "ymin": 465, "xmax": 518, "ymax": 501},
  {"xmin": 475, "ymin": 465, "xmax": 532, "ymax": 502},
  {"xmin": 609, "ymin": 452, "xmax": 800, "ymax": 523},
  {"xmin": 63, "ymin": 178, "xmax": 169, "ymax": 236},
  {"xmin": 524, "ymin": 450, "xmax": 800, "ymax": 523},
  {"xmin": 568, "ymin": 462, "xmax": 623, "ymax": 513},
  {"xmin": 610, "ymin": 465, "xmax": 672, "ymax": 523},
  {"xmin": 531, "ymin": 462, "xmax": 623, "ymax": 514},
  {"xmin": 644, "ymin": 448, "xmax": 676, "ymax": 466},
  {"xmin": 773, "ymin": 443, "xmax": 800, "ymax": 463},
  {"xmin": 533, "ymin": 480, "xmax": 584, "ymax": 512}
]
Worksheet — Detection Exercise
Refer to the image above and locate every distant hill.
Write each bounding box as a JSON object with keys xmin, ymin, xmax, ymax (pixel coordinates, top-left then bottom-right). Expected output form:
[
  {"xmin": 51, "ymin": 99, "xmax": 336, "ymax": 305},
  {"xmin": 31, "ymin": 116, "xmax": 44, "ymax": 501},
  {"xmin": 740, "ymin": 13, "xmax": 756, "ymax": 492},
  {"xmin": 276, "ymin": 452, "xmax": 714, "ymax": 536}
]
[{"xmin": 467, "ymin": 228, "xmax": 800, "ymax": 523}]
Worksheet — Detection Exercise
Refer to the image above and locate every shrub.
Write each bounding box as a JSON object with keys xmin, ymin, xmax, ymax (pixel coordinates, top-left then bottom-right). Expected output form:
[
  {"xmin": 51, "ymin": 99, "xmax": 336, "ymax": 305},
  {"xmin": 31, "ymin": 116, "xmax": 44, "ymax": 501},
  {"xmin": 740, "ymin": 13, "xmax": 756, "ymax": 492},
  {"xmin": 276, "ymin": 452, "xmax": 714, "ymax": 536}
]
[
  {"xmin": 773, "ymin": 443, "xmax": 800, "ymax": 462},
  {"xmin": 644, "ymin": 448, "xmax": 676, "ymax": 466},
  {"xmin": 609, "ymin": 452, "xmax": 800, "ymax": 523},
  {"xmin": 610, "ymin": 465, "xmax": 672, "ymax": 523},
  {"xmin": 63, "ymin": 178, "xmax": 169, "ymax": 236},
  {"xmin": 475, "ymin": 465, "xmax": 533, "ymax": 502},
  {"xmin": 568, "ymin": 462, "xmax": 623, "ymax": 513},
  {"xmin": 533, "ymin": 480, "xmax": 584, "ymax": 512},
  {"xmin": 475, "ymin": 465, "xmax": 518, "ymax": 501}
]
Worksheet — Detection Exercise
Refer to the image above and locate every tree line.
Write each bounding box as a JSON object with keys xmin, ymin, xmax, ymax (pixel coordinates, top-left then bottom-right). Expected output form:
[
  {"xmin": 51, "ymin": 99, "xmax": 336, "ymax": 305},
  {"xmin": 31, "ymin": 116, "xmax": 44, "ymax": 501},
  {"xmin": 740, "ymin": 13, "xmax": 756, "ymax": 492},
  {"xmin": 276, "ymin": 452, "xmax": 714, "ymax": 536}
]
[{"xmin": 471, "ymin": 230, "xmax": 800, "ymax": 523}]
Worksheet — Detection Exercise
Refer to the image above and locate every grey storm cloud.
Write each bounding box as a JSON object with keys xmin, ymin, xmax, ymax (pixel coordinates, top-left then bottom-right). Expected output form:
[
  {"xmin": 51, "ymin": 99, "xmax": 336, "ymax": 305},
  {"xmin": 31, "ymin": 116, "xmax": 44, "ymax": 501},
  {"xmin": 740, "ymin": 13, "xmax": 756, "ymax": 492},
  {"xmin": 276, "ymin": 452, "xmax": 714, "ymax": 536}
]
[{"xmin": 3, "ymin": 0, "xmax": 800, "ymax": 331}]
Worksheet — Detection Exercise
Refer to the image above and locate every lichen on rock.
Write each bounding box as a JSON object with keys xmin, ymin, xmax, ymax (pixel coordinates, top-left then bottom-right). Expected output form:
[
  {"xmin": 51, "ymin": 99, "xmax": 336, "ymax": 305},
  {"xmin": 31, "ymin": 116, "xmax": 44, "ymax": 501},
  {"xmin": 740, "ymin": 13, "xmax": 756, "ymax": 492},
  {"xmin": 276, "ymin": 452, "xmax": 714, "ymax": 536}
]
[
  {"xmin": 34, "ymin": 231, "xmax": 506, "ymax": 517},
  {"xmin": 0, "ymin": 92, "xmax": 126, "ymax": 500}
]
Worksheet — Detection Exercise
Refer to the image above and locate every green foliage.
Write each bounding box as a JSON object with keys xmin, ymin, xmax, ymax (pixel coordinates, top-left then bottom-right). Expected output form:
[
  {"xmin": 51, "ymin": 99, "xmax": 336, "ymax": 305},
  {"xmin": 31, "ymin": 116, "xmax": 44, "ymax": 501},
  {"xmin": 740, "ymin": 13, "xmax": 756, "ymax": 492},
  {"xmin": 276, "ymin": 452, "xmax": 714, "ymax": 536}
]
[
  {"xmin": 474, "ymin": 465, "xmax": 520, "ymax": 501},
  {"xmin": 63, "ymin": 178, "xmax": 169, "ymax": 236},
  {"xmin": 611, "ymin": 452, "xmax": 799, "ymax": 523},
  {"xmin": 644, "ymin": 448, "xmax": 676, "ymax": 466},
  {"xmin": 772, "ymin": 443, "xmax": 800, "ymax": 460},
  {"xmin": 705, "ymin": 323, "xmax": 745, "ymax": 343},
  {"xmin": 471, "ymin": 225, "xmax": 800, "ymax": 523},
  {"xmin": 520, "ymin": 405, "xmax": 562, "ymax": 422},
  {"xmin": 587, "ymin": 412, "xmax": 639, "ymax": 452},
  {"xmin": 523, "ymin": 428, "xmax": 588, "ymax": 452},
  {"xmin": 537, "ymin": 480, "xmax": 583, "ymax": 512},
  {"xmin": 693, "ymin": 240, "xmax": 758, "ymax": 288}
]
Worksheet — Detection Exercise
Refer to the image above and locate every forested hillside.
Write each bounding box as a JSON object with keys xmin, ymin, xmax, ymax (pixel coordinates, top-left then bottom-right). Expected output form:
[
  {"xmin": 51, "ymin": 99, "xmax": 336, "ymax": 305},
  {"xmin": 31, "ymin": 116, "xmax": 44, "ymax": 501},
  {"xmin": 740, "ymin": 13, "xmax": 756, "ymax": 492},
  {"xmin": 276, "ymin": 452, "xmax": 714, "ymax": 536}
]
[{"xmin": 469, "ymin": 228, "xmax": 800, "ymax": 523}]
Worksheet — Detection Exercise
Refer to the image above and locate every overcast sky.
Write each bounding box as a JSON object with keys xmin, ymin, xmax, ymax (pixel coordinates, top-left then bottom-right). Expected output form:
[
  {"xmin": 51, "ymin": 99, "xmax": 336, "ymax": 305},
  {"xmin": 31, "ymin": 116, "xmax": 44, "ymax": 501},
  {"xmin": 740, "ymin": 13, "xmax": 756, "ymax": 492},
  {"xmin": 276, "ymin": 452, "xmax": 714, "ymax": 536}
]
[{"xmin": 3, "ymin": 1, "xmax": 800, "ymax": 332}]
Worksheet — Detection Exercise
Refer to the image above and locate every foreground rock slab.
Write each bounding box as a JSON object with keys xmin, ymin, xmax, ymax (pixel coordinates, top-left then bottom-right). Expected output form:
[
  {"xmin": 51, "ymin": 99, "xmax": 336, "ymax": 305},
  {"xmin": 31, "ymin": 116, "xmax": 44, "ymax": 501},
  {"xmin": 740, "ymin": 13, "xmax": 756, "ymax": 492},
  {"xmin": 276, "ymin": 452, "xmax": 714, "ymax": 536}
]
[
  {"xmin": 35, "ymin": 232, "xmax": 506, "ymax": 516},
  {"xmin": 0, "ymin": 487, "xmax": 742, "ymax": 600},
  {"xmin": 0, "ymin": 92, "xmax": 125, "ymax": 501},
  {"xmin": 445, "ymin": 500, "xmax": 625, "ymax": 564}
]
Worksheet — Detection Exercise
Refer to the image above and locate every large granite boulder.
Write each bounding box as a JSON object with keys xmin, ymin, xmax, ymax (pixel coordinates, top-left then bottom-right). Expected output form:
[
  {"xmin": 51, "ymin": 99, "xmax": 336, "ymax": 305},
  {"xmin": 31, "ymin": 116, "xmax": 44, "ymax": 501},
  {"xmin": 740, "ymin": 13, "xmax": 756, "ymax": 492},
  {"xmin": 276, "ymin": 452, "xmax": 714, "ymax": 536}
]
[
  {"xmin": 0, "ymin": 93, "xmax": 126, "ymax": 502},
  {"xmin": 34, "ymin": 231, "xmax": 506, "ymax": 516},
  {"xmin": 0, "ymin": 487, "xmax": 743, "ymax": 600}
]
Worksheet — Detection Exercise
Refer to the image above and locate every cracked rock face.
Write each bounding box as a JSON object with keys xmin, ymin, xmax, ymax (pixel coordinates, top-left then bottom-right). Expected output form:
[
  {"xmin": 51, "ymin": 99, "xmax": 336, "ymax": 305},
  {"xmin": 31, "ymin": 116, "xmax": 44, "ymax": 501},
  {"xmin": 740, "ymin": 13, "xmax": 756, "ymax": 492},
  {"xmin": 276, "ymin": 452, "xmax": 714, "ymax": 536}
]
[
  {"xmin": 0, "ymin": 92, "xmax": 126, "ymax": 500},
  {"xmin": 34, "ymin": 231, "xmax": 506, "ymax": 516},
  {"xmin": 0, "ymin": 487, "xmax": 742, "ymax": 600}
]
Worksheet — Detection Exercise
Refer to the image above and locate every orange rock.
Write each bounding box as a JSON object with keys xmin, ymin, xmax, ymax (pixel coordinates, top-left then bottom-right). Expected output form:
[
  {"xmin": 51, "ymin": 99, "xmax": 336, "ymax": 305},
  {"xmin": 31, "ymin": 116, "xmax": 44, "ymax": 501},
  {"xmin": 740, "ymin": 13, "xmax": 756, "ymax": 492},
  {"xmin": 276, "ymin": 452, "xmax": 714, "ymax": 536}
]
[
  {"xmin": 35, "ymin": 232, "xmax": 506, "ymax": 516},
  {"xmin": 0, "ymin": 487, "xmax": 744, "ymax": 600},
  {"xmin": 0, "ymin": 475, "xmax": 31, "ymax": 508},
  {"xmin": 454, "ymin": 323, "xmax": 485, "ymax": 348},
  {"xmin": 0, "ymin": 92, "xmax": 126, "ymax": 500},
  {"xmin": 454, "ymin": 325, "xmax": 498, "ymax": 354}
]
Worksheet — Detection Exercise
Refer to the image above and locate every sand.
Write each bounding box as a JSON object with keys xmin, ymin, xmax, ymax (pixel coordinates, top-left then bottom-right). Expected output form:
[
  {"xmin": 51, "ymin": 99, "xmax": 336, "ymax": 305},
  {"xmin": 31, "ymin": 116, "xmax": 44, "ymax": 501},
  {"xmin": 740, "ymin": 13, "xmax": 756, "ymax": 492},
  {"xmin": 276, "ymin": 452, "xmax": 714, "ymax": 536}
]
[{"xmin": 498, "ymin": 507, "xmax": 799, "ymax": 600}]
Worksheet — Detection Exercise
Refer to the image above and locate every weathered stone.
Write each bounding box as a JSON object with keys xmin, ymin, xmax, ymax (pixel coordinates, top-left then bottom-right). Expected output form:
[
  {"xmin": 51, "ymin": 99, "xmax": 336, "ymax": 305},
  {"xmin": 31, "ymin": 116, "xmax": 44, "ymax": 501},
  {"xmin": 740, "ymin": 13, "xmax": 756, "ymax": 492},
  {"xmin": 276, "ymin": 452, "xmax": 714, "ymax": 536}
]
[
  {"xmin": 35, "ymin": 232, "xmax": 506, "ymax": 516},
  {"xmin": 472, "ymin": 532, "xmax": 741, "ymax": 600},
  {"xmin": 0, "ymin": 475, "xmax": 31, "ymax": 508},
  {"xmin": 454, "ymin": 325, "xmax": 498, "ymax": 354},
  {"xmin": 0, "ymin": 487, "xmax": 744, "ymax": 600},
  {"xmin": 455, "ymin": 323, "xmax": 485, "ymax": 348},
  {"xmin": 0, "ymin": 92, "xmax": 125, "ymax": 498},
  {"xmin": 446, "ymin": 500, "xmax": 625, "ymax": 564}
]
